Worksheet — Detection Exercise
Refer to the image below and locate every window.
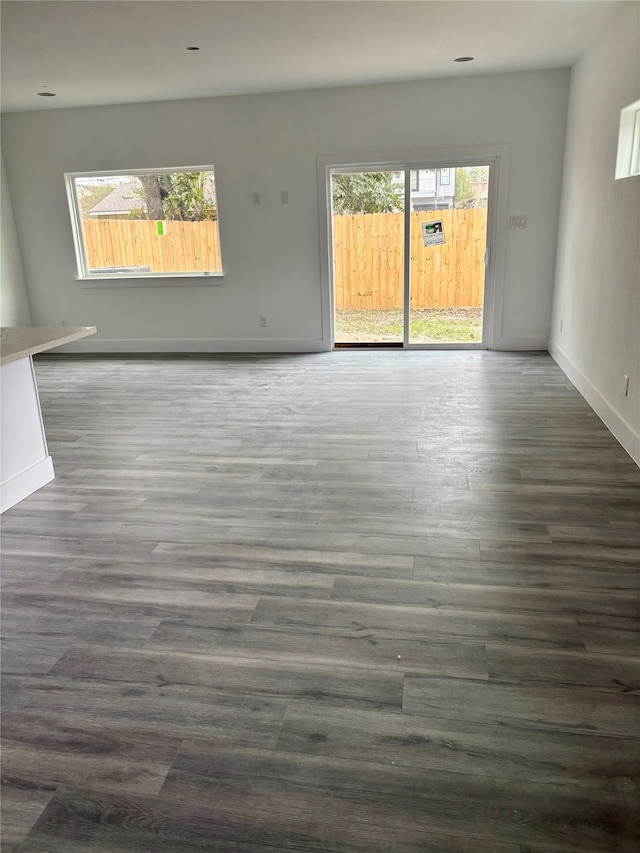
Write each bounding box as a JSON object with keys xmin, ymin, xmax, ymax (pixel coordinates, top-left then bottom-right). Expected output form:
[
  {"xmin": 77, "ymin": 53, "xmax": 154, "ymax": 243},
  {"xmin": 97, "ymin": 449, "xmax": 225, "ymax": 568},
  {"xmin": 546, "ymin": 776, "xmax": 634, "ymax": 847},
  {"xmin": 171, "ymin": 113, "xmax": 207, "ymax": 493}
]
[
  {"xmin": 410, "ymin": 171, "xmax": 420, "ymax": 191},
  {"xmin": 65, "ymin": 166, "xmax": 223, "ymax": 279},
  {"xmin": 615, "ymin": 100, "xmax": 640, "ymax": 180},
  {"xmin": 439, "ymin": 168, "xmax": 450, "ymax": 185}
]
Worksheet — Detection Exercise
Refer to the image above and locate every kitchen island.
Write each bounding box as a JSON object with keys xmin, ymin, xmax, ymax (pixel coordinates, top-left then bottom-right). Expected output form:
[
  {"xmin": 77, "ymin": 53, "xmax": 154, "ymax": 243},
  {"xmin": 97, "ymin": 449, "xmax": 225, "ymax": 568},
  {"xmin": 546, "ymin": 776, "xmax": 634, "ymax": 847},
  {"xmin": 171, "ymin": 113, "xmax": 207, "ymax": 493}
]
[{"xmin": 1, "ymin": 326, "xmax": 96, "ymax": 512}]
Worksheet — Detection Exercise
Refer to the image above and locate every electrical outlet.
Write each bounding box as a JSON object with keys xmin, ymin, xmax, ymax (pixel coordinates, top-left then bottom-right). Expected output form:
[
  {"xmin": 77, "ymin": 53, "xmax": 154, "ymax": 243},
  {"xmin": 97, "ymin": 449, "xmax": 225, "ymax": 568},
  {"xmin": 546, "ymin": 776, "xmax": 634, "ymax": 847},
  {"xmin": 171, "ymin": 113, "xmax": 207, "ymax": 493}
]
[
  {"xmin": 624, "ymin": 375, "xmax": 630, "ymax": 397},
  {"xmin": 509, "ymin": 215, "xmax": 527, "ymax": 229},
  {"xmin": 260, "ymin": 316, "xmax": 268, "ymax": 327}
]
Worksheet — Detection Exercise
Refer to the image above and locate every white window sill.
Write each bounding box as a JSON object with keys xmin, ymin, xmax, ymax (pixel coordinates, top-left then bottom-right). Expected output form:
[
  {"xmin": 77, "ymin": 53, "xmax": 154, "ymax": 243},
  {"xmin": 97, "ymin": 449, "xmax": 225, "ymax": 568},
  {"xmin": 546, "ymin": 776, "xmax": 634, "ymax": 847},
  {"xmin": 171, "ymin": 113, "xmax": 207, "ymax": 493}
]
[{"xmin": 77, "ymin": 272, "xmax": 224, "ymax": 288}]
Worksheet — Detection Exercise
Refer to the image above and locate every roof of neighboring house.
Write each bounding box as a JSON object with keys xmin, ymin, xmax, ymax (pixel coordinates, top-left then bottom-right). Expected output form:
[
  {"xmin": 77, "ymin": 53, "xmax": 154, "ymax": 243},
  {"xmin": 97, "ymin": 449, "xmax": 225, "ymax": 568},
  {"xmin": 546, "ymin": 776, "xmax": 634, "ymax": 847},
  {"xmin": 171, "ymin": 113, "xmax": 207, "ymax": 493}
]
[
  {"xmin": 89, "ymin": 181, "xmax": 145, "ymax": 216},
  {"xmin": 88, "ymin": 176, "xmax": 217, "ymax": 217}
]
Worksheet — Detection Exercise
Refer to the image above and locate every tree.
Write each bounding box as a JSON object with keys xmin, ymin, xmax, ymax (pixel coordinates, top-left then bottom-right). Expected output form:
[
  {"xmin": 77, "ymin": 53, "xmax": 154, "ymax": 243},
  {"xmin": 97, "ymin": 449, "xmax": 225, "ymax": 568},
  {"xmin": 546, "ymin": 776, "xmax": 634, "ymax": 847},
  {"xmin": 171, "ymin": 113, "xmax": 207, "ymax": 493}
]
[
  {"xmin": 332, "ymin": 172, "xmax": 404, "ymax": 214},
  {"xmin": 134, "ymin": 172, "xmax": 217, "ymax": 221},
  {"xmin": 138, "ymin": 174, "xmax": 169, "ymax": 220},
  {"xmin": 454, "ymin": 168, "xmax": 473, "ymax": 208},
  {"xmin": 162, "ymin": 172, "xmax": 211, "ymax": 221},
  {"xmin": 454, "ymin": 166, "xmax": 488, "ymax": 208}
]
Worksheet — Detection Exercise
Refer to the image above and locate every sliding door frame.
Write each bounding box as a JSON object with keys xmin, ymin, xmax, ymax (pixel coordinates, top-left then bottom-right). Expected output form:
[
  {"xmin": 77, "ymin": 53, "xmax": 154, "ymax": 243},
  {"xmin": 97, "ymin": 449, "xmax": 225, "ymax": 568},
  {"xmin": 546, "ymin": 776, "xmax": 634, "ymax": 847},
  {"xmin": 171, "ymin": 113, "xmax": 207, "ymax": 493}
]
[{"xmin": 317, "ymin": 145, "xmax": 510, "ymax": 351}]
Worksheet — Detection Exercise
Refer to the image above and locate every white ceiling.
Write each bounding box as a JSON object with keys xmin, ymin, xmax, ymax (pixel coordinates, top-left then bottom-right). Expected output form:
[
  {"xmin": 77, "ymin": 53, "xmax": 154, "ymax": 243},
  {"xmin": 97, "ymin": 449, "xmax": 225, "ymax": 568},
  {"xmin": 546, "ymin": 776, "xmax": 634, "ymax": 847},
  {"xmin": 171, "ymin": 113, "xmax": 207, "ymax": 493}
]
[{"xmin": 0, "ymin": 0, "xmax": 625, "ymax": 113}]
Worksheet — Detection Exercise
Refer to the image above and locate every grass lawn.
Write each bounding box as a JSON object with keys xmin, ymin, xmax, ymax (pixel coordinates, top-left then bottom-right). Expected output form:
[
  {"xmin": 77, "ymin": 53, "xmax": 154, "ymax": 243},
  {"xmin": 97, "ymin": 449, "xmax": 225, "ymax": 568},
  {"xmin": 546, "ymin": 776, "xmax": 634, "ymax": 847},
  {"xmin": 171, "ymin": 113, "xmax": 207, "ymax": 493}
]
[{"xmin": 335, "ymin": 308, "xmax": 483, "ymax": 344}]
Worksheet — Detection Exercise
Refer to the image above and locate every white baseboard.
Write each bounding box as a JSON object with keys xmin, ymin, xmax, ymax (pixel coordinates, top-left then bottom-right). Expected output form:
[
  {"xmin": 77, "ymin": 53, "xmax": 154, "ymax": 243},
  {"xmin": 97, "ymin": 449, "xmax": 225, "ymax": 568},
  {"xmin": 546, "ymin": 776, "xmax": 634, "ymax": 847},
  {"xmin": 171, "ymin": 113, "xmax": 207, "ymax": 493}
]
[
  {"xmin": 549, "ymin": 338, "xmax": 640, "ymax": 465},
  {"xmin": 53, "ymin": 336, "xmax": 548, "ymax": 355},
  {"xmin": 52, "ymin": 338, "xmax": 327, "ymax": 354},
  {"xmin": 1, "ymin": 456, "xmax": 55, "ymax": 514},
  {"xmin": 493, "ymin": 336, "xmax": 549, "ymax": 351}
]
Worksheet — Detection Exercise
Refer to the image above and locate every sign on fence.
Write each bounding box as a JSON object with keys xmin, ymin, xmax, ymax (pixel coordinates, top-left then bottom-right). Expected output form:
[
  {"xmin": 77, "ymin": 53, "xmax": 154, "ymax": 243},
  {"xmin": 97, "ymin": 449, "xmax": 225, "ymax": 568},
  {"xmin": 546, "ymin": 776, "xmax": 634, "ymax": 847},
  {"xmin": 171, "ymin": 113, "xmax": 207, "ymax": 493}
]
[{"xmin": 422, "ymin": 219, "xmax": 446, "ymax": 247}]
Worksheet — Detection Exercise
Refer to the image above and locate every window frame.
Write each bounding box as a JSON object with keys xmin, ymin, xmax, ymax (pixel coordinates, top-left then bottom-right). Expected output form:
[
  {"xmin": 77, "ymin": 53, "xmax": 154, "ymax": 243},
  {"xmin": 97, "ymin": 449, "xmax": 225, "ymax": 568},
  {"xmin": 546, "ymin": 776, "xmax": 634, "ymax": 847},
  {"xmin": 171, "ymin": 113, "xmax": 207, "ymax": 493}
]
[{"xmin": 65, "ymin": 165, "xmax": 224, "ymax": 282}]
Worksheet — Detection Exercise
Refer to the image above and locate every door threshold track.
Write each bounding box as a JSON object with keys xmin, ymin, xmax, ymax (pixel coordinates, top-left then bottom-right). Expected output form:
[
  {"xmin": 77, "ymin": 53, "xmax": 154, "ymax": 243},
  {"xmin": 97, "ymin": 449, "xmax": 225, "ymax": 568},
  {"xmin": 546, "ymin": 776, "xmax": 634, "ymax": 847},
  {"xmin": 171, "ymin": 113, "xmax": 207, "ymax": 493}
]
[{"xmin": 334, "ymin": 342, "xmax": 403, "ymax": 349}]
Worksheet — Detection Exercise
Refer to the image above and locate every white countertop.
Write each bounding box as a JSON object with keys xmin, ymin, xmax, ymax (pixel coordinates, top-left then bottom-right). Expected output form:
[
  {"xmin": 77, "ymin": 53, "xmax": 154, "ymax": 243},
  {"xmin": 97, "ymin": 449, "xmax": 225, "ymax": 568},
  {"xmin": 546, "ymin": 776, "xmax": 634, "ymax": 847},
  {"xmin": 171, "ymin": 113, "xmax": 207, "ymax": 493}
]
[{"xmin": 0, "ymin": 326, "xmax": 97, "ymax": 366}]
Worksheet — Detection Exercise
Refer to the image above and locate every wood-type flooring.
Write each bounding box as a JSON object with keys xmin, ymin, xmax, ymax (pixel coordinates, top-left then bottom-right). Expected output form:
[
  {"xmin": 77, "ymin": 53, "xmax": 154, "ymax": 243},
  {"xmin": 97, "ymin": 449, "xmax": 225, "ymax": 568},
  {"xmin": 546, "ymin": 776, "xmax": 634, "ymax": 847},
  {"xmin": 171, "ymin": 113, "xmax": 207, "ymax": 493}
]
[{"xmin": 1, "ymin": 350, "xmax": 639, "ymax": 852}]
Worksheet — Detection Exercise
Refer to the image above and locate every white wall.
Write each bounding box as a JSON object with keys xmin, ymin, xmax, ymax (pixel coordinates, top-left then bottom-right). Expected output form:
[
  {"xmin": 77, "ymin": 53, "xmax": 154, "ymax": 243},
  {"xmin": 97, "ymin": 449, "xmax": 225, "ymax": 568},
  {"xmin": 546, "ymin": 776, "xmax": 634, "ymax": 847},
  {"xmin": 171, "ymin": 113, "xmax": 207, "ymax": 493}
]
[
  {"xmin": 550, "ymin": 3, "xmax": 640, "ymax": 463},
  {"xmin": 1, "ymin": 153, "xmax": 32, "ymax": 326},
  {"xmin": 1, "ymin": 69, "xmax": 569, "ymax": 351}
]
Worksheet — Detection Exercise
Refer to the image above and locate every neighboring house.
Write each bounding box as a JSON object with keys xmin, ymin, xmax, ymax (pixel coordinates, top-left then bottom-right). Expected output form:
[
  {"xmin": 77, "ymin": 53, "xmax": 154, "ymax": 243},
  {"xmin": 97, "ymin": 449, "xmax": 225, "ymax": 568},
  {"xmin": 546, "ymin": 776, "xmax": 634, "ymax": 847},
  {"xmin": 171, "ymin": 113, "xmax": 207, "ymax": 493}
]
[
  {"xmin": 388, "ymin": 168, "xmax": 457, "ymax": 210},
  {"xmin": 410, "ymin": 168, "xmax": 457, "ymax": 210},
  {"xmin": 88, "ymin": 181, "xmax": 143, "ymax": 218},
  {"xmin": 409, "ymin": 169, "xmax": 488, "ymax": 210}
]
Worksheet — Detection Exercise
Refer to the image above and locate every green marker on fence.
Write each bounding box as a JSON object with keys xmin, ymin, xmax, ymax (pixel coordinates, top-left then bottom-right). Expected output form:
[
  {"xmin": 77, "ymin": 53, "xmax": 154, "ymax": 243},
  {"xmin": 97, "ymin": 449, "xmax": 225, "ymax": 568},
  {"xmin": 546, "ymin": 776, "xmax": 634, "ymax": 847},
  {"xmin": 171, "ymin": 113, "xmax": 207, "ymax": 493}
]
[{"xmin": 157, "ymin": 221, "xmax": 165, "ymax": 236}]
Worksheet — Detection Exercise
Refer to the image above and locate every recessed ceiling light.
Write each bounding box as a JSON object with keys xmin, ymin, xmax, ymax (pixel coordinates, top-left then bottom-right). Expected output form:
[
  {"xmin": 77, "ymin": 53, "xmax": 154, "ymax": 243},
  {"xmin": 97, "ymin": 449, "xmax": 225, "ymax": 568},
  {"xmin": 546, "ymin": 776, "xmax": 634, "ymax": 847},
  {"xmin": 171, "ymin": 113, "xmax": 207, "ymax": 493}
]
[
  {"xmin": 37, "ymin": 91, "xmax": 56, "ymax": 97},
  {"xmin": 454, "ymin": 56, "xmax": 474, "ymax": 63},
  {"xmin": 186, "ymin": 46, "xmax": 200, "ymax": 51}
]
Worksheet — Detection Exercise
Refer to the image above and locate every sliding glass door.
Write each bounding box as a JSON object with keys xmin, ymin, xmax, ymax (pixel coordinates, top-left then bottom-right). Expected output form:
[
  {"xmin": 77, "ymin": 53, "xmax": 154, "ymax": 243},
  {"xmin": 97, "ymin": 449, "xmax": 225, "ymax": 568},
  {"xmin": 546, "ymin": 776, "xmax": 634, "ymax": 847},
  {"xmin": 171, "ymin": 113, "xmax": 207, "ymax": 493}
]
[
  {"xmin": 331, "ymin": 161, "xmax": 491, "ymax": 348},
  {"xmin": 406, "ymin": 165, "xmax": 489, "ymax": 345},
  {"xmin": 332, "ymin": 169, "xmax": 405, "ymax": 345}
]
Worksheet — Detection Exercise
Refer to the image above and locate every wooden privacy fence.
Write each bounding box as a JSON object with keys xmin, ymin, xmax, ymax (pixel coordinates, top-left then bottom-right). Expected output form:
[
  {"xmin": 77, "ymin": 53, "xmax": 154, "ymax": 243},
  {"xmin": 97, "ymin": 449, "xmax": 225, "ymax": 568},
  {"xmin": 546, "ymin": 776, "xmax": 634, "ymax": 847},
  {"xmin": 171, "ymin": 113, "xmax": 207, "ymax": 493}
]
[
  {"xmin": 333, "ymin": 209, "xmax": 487, "ymax": 309},
  {"xmin": 83, "ymin": 211, "xmax": 485, "ymax": 308},
  {"xmin": 83, "ymin": 218, "xmax": 222, "ymax": 273}
]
